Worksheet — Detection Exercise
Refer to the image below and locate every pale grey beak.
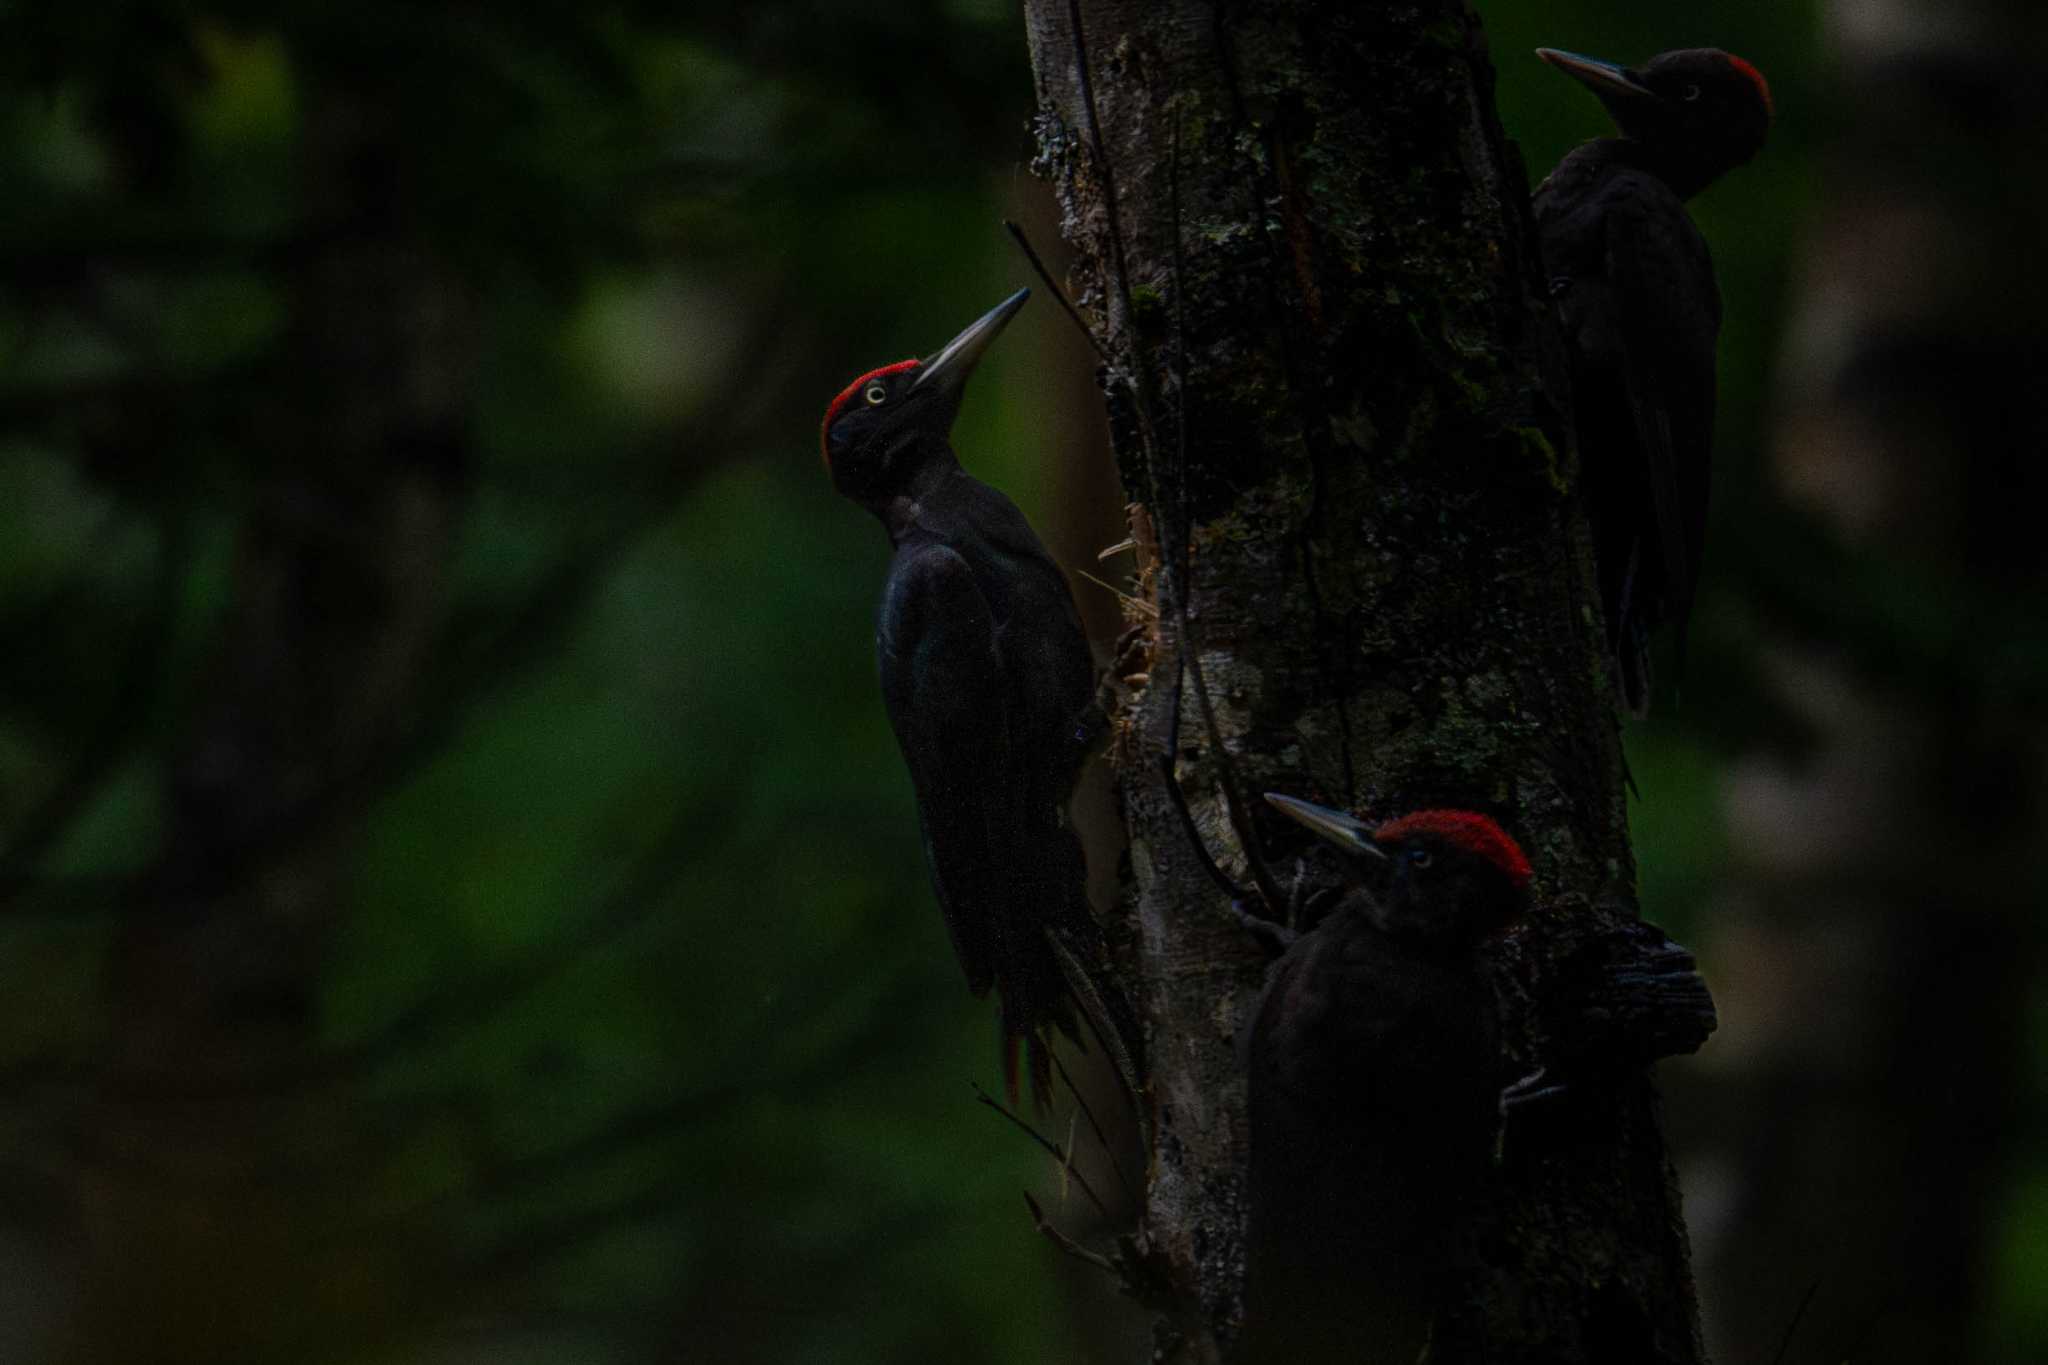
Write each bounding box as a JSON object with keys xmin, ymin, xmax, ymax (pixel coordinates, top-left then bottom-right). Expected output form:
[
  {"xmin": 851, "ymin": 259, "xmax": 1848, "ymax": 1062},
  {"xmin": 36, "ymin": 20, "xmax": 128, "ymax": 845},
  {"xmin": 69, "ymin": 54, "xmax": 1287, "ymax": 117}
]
[
  {"xmin": 1536, "ymin": 48, "xmax": 1655, "ymax": 102},
  {"xmin": 1263, "ymin": 793, "xmax": 1387, "ymax": 862},
  {"xmin": 909, "ymin": 288, "xmax": 1030, "ymax": 397}
]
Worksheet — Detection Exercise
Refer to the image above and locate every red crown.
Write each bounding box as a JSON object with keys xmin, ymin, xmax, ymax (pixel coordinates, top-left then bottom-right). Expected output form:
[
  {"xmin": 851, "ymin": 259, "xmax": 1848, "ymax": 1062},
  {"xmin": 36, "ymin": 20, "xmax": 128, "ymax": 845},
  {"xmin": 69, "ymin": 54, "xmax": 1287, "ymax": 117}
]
[
  {"xmin": 1374, "ymin": 810, "xmax": 1532, "ymax": 889},
  {"xmin": 821, "ymin": 359, "xmax": 920, "ymax": 466},
  {"xmin": 1724, "ymin": 53, "xmax": 1773, "ymax": 118}
]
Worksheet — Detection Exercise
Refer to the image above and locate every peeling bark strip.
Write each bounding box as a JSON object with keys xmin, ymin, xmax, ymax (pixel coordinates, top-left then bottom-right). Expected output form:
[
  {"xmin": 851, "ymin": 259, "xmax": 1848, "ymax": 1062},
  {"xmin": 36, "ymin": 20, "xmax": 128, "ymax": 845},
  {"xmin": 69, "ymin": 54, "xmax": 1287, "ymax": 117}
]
[{"xmin": 1021, "ymin": 2, "xmax": 1706, "ymax": 1359}]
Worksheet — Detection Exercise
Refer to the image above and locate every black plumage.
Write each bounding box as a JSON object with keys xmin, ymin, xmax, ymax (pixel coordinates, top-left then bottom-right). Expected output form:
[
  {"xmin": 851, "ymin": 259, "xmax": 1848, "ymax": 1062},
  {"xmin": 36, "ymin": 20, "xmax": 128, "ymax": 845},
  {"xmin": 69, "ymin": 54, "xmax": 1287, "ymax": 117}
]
[
  {"xmin": 822, "ymin": 289, "xmax": 1130, "ymax": 1107},
  {"xmin": 1236, "ymin": 799, "xmax": 1532, "ymax": 1364},
  {"xmin": 1534, "ymin": 47, "xmax": 1772, "ymax": 711}
]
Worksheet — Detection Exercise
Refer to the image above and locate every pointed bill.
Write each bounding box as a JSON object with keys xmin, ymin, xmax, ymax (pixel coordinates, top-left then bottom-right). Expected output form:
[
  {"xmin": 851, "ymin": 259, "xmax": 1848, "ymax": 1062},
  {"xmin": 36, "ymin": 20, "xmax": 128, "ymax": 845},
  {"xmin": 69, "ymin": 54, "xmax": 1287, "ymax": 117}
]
[
  {"xmin": 1263, "ymin": 793, "xmax": 1387, "ymax": 862},
  {"xmin": 909, "ymin": 287, "xmax": 1030, "ymax": 397},
  {"xmin": 1536, "ymin": 48, "xmax": 1654, "ymax": 101}
]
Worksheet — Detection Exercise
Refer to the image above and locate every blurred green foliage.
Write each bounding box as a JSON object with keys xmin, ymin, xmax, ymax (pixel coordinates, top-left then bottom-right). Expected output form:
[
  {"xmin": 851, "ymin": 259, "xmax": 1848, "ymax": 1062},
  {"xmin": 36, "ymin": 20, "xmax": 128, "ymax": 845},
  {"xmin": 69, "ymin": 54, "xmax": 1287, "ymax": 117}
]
[
  {"xmin": 1491, "ymin": 8, "xmax": 2048, "ymax": 1361},
  {"xmin": 0, "ymin": 1, "xmax": 2038, "ymax": 1361},
  {"xmin": 0, "ymin": 4, "xmax": 1113, "ymax": 1362}
]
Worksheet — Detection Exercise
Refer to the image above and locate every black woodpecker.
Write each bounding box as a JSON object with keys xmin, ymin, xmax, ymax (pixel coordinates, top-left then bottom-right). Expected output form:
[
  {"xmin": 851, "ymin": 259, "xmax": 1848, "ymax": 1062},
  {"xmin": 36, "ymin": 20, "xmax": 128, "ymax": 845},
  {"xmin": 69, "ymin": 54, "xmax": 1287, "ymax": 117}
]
[
  {"xmin": 1534, "ymin": 46, "xmax": 1773, "ymax": 711},
  {"xmin": 822, "ymin": 289, "xmax": 1131, "ymax": 1109},
  {"xmin": 1235, "ymin": 797, "xmax": 1532, "ymax": 1364}
]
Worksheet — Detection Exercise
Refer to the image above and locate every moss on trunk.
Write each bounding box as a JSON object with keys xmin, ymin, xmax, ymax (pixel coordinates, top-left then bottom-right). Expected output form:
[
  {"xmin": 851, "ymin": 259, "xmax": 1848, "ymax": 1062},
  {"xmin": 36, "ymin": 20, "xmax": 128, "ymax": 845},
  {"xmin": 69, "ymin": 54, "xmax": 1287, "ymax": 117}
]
[{"xmin": 1021, "ymin": 1, "xmax": 1707, "ymax": 1359}]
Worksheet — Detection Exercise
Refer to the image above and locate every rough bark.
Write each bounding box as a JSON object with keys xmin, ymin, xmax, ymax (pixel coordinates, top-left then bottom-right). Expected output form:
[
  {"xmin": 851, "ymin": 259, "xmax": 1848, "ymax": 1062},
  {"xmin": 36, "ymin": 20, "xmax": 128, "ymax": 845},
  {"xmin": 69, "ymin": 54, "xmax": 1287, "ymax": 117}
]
[{"xmin": 1021, "ymin": 2, "xmax": 1704, "ymax": 1359}]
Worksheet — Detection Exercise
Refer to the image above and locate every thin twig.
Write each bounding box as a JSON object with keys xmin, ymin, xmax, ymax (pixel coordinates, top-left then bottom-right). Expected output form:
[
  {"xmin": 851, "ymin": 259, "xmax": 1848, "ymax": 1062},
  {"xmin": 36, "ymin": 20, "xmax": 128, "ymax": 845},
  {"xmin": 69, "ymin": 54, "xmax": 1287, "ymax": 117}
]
[
  {"xmin": 1158, "ymin": 750, "xmax": 1250, "ymax": 902},
  {"xmin": 1003, "ymin": 219, "xmax": 1110, "ymax": 361},
  {"xmin": 1768, "ymin": 1278, "xmax": 1821, "ymax": 1365},
  {"xmin": 1062, "ymin": 5, "xmax": 1284, "ymax": 917},
  {"xmin": 1074, "ymin": 565, "xmax": 1159, "ymax": 618},
  {"xmin": 1022, "ymin": 1190, "xmax": 1120, "ymax": 1274},
  {"xmin": 1050, "ymin": 1051, "xmax": 1136, "ymax": 1205},
  {"xmin": 970, "ymin": 1081, "xmax": 1112, "ymax": 1223},
  {"xmin": 1169, "ymin": 115, "xmax": 1285, "ymax": 915}
]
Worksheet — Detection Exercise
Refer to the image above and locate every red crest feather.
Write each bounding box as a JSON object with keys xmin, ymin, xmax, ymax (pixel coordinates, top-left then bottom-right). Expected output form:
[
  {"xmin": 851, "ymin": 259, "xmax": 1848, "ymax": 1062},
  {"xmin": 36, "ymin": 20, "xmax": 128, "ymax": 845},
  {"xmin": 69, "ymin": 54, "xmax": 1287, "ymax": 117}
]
[
  {"xmin": 821, "ymin": 359, "xmax": 920, "ymax": 466},
  {"xmin": 1374, "ymin": 810, "xmax": 1533, "ymax": 889},
  {"xmin": 1724, "ymin": 53, "xmax": 1773, "ymax": 117}
]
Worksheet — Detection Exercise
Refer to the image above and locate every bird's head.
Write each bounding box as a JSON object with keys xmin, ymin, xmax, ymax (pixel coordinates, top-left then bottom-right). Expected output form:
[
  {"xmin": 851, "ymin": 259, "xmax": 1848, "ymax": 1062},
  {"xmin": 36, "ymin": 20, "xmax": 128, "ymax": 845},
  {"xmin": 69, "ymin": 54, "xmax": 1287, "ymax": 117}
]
[
  {"xmin": 820, "ymin": 288, "xmax": 1029, "ymax": 504},
  {"xmin": 1538, "ymin": 46, "xmax": 1772, "ymax": 195},
  {"xmin": 1264, "ymin": 794, "xmax": 1533, "ymax": 950}
]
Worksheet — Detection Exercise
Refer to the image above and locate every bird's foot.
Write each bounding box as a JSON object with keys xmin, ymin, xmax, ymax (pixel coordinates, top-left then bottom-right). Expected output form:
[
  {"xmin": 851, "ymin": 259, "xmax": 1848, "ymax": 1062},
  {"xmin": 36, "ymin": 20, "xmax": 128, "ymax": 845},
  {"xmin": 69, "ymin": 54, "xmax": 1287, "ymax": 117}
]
[
  {"xmin": 1289, "ymin": 879, "xmax": 1343, "ymax": 935},
  {"xmin": 1229, "ymin": 897, "xmax": 1298, "ymax": 957}
]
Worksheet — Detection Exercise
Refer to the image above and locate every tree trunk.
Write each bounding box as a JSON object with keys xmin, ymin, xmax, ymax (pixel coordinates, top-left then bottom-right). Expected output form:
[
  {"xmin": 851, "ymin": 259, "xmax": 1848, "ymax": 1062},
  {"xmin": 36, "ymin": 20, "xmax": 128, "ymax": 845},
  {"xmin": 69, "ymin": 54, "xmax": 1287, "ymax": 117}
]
[{"xmin": 1020, "ymin": 2, "xmax": 1705, "ymax": 1358}]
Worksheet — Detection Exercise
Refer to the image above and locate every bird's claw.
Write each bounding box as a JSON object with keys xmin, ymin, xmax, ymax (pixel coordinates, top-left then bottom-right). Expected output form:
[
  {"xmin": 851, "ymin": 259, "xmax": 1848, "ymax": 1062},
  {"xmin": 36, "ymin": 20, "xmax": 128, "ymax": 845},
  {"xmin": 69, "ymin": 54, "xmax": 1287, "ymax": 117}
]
[{"xmin": 1230, "ymin": 898, "xmax": 1298, "ymax": 957}]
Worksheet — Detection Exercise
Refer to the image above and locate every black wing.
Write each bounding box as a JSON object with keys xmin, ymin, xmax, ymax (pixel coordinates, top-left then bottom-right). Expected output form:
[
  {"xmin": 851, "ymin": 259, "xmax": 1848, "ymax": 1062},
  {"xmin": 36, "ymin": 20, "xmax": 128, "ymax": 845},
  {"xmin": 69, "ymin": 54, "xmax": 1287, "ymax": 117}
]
[
  {"xmin": 1242, "ymin": 928, "xmax": 1413, "ymax": 1124},
  {"xmin": 1604, "ymin": 188, "xmax": 1721, "ymax": 629},
  {"xmin": 876, "ymin": 542, "xmax": 1011, "ymax": 997}
]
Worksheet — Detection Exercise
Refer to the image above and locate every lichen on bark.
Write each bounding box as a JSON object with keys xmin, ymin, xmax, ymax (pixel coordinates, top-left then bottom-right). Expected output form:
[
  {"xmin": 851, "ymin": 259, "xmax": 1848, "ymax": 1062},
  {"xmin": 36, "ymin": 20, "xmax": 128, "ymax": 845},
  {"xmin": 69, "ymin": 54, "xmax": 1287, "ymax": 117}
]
[{"xmin": 1022, "ymin": 1, "xmax": 1706, "ymax": 1360}]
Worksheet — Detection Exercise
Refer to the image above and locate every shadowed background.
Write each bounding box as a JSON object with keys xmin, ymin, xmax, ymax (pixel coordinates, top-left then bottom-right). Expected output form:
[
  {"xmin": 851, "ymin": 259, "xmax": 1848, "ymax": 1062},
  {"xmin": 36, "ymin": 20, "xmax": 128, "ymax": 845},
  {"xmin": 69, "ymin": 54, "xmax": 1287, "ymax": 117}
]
[{"xmin": 0, "ymin": 2, "xmax": 2039, "ymax": 1362}]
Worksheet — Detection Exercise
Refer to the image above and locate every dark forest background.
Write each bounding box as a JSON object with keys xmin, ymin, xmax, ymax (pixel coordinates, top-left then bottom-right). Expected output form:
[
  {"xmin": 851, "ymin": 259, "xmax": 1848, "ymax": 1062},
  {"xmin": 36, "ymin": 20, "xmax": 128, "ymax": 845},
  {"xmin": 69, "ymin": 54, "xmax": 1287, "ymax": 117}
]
[{"xmin": 0, "ymin": 2, "xmax": 2041, "ymax": 1362}]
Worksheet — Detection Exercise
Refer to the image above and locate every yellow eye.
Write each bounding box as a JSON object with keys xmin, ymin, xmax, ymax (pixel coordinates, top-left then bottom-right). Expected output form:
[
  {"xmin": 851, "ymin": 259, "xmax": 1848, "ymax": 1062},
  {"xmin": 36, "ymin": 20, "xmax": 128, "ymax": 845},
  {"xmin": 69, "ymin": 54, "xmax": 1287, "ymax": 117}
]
[{"xmin": 864, "ymin": 383, "xmax": 888, "ymax": 405}]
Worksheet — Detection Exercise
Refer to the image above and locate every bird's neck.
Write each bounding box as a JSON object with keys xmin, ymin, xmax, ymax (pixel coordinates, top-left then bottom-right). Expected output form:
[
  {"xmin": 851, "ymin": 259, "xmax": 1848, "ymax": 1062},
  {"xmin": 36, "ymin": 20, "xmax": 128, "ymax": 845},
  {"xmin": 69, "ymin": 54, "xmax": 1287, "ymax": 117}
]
[
  {"xmin": 1347, "ymin": 897, "xmax": 1479, "ymax": 960},
  {"xmin": 1607, "ymin": 134, "xmax": 1725, "ymax": 201},
  {"xmin": 874, "ymin": 443, "xmax": 959, "ymax": 544}
]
